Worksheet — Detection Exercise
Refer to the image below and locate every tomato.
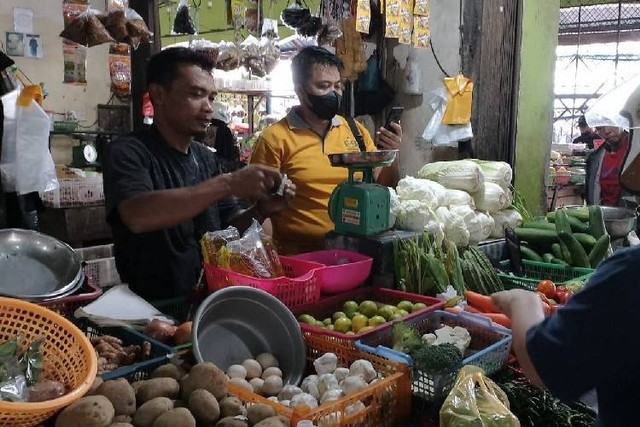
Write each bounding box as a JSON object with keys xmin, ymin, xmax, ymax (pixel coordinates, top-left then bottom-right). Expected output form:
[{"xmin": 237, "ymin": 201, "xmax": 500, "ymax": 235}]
[
  {"xmin": 536, "ymin": 280, "xmax": 557, "ymax": 299},
  {"xmin": 554, "ymin": 286, "xmax": 573, "ymax": 304}
]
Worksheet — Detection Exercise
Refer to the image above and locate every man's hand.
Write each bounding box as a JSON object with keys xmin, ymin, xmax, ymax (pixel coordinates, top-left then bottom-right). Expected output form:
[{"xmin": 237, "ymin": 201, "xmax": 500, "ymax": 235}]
[
  {"xmin": 258, "ymin": 179, "xmax": 296, "ymax": 218},
  {"xmin": 492, "ymin": 289, "xmax": 544, "ymax": 319},
  {"xmin": 226, "ymin": 164, "xmax": 283, "ymax": 200},
  {"xmin": 376, "ymin": 122, "xmax": 402, "ymax": 150}
]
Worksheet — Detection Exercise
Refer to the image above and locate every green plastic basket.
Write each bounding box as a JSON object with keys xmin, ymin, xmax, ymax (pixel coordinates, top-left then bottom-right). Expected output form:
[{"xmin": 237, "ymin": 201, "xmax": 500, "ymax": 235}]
[{"xmin": 498, "ymin": 260, "xmax": 594, "ymax": 291}]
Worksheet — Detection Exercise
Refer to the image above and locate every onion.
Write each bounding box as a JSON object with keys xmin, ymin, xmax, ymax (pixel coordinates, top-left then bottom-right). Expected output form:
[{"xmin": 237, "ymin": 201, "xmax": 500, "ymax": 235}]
[
  {"xmin": 143, "ymin": 319, "xmax": 176, "ymax": 344},
  {"xmin": 173, "ymin": 321, "xmax": 192, "ymax": 345}
]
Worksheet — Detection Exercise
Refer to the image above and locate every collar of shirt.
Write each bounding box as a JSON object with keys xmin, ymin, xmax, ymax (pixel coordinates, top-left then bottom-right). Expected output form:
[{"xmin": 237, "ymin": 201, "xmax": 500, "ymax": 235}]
[{"xmin": 285, "ymin": 106, "xmax": 342, "ymax": 130}]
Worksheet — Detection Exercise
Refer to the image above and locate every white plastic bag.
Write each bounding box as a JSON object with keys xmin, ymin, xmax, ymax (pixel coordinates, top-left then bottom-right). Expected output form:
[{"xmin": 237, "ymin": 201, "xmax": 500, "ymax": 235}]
[
  {"xmin": 472, "ymin": 160, "xmax": 513, "ymax": 190},
  {"xmin": 15, "ymin": 99, "xmax": 58, "ymax": 195},
  {"xmin": 421, "ymin": 87, "xmax": 473, "ymax": 147},
  {"xmin": 474, "ymin": 182, "xmax": 509, "ymax": 213},
  {"xmin": 403, "ymin": 48, "xmax": 422, "ymax": 95},
  {"xmin": 0, "ymin": 90, "xmax": 19, "ymax": 192}
]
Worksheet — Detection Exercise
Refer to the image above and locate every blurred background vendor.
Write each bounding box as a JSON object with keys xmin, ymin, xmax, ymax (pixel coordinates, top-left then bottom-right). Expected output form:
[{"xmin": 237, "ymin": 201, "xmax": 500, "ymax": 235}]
[
  {"xmin": 585, "ymin": 125, "xmax": 631, "ymax": 206},
  {"xmin": 202, "ymin": 101, "xmax": 243, "ymax": 173},
  {"xmin": 572, "ymin": 115, "xmax": 601, "ymax": 149}
]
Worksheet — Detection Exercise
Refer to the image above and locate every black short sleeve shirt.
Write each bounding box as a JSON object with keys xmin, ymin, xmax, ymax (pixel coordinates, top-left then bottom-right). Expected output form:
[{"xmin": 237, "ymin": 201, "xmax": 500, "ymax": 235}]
[{"xmin": 103, "ymin": 126, "xmax": 239, "ymax": 300}]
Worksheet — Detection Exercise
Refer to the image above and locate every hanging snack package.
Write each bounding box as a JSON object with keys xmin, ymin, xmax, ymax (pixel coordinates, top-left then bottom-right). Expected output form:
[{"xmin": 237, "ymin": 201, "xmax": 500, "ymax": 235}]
[
  {"xmin": 200, "ymin": 226, "xmax": 240, "ymax": 266},
  {"xmin": 226, "ymin": 220, "xmax": 283, "ymax": 279},
  {"xmin": 63, "ymin": 41, "xmax": 88, "ymax": 85},
  {"xmin": 109, "ymin": 44, "xmax": 132, "ymax": 96},
  {"xmin": 216, "ymin": 41, "xmax": 244, "ymax": 71},
  {"xmin": 104, "ymin": 9, "xmax": 128, "ymax": 42},
  {"xmin": 107, "ymin": 0, "xmax": 129, "ymax": 11},
  {"xmin": 261, "ymin": 18, "xmax": 279, "ymax": 39},
  {"xmin": 125, "ymin": 8, "xmax": 153, "ymax": 48},
  {"xmin": 172, "ymin": 0, "xmax": 196, "ymax": 35},
  {"xmin": 414, "ymin": 0, "xmax": 430, "ymax": 16},
  {"xmin": 261, "ymin": 38, "xmax": 281, "ymax": 75},
  {"xmin": 63, "ymin": 2, "xmax": 88, "ymax": 27},
  {"xmin": 398, "ymin": 0, "xmax": 413, "ymax": 44},
  {"xmin": 385, "ymin": 0, "xmax": 402, "ymax": 39},
  {"xmin": 412, "ymin": 15, "xmax": 430, "ymax": 48},
  {"xmin": 60, "ymin": 8, "xmax": 115, "ymax": 47},
  {"xmin": 355, "ymin": 0, "xmax": 371, "ymax": 34}
]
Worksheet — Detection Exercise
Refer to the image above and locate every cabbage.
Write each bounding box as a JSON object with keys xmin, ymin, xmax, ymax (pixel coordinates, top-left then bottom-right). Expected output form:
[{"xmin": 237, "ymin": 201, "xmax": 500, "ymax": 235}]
[
  {"xmin": 389, "ymin": 187, "xmax": 400, "ymax": 227},
  {"xmin": 474, "ymin": 211, "xmax": 495, "ymax": 243},
  {"xmin": 490, "ymin": 209, "xmax": 523, "ymax": 238},
  {"xmin": 445, "ymin": 189, "xmax": 475, "ymax": 209},
  {"xmin": 472, "ymin": 160, "xmax": 513, "ymax": 190},
  {"xmin": 396, "ymin": 176, "xmax": 446, "ymax": 207},
  {"xmin": 474, "ymin": 182, "xmax": 509, "ymax": 213},
  {"xmin": 450, "ymin": 206, "xmax": 494, "ymax": 244},
  {"xmin": 396, "ymin": 200, "xmax": 437, "ymax": 231},
  {"xmin": 417, "ymin": 160, "xmax": 485, "ymax": 193},
  {"xmin": 435, "ymin": 206, "xmax": 469, "ymax": 247}
]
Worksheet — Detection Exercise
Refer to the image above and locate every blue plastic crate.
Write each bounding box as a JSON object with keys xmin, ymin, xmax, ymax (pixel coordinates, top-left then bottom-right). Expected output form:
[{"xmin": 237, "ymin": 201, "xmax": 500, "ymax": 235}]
[
  {"xmin": 354, "ymin": 310, "xmax": 512, "ymax": 403},
  {"xmin": 75, "ymin": 318, "xmax": 174, "ymax": 381}
]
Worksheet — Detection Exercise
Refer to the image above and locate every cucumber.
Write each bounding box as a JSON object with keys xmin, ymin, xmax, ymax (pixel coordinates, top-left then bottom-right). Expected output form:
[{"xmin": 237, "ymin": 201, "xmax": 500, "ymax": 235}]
[
  {"xmin": 550, "ymin": 257, "xmax": 569, "ymax": 266},
  {"xmin": 555, "ymin": 209, "xmax": 572, "ymax": 235},
  {"xmin": 589, "ymin": 234, "xmax": 611, "ymax": 268},
  {"xmin": 547, "ymin": 207, "xmax": 590, "ymax": 223},
  {"xmin": 558, "ymin": 231, "xmax": 590, "ymax": 268},
  {"xmin": 588, "ymin": 205, "xmax": 607, "ymax": 239},
  {"xmin": 567, "ymin": 216, "xmax": 590, "ymax": 233},
  {"xmin": 551, "ymin": 243, "xmax": 563, "ymax": 259},
  {"xmin": 522, "ymin": 221, "xmax": 556, "ymax": 231},
  {"xmin": 520, "ymin": 246, "xmax": 544, "ymax": 262},
  {"xmin": 542, "ymin": 253, "xmax": 555, "ymax": 263},
  {"xmin": 514, "ymin": 228, "xmax": 558, "ymax": 245},
  {"xmin": 573, "ymin": 233, "xmax": 597, "ymax": 251}
]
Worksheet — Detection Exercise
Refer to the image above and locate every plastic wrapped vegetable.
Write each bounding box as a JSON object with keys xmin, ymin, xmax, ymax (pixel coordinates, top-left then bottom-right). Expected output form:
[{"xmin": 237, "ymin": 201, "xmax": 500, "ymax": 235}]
[
  {"xmin": 418, "ymin": 160, "xmax": 485, "ymax": 194},
  {"xmin": 471, "ymin": 160, "xmax": 513, "ymax": 190},
  {"xmin": 348, "ymin": 360, "xmax": 376, "ymax": 383},
  {"xmin": 474, "ymin": 182, "xmax": 509, "ymax": 213},
  {"xmin": 290, "ymin": 392, "xmax": 319, "ymax": 409},
  {"xmin": 445, "ymin": 189, "xmax": 475, "ymax": 209},
  {"xmin": 313, "ymin": 352, "xmax": 337, "ymax": 375},
  {"xmin": 490, "ymin": 209, "xmax": 523, "ymax": 239},
  {"xmin": 172, "ymin": 0, "xmax": 196, "ymax": 35}
]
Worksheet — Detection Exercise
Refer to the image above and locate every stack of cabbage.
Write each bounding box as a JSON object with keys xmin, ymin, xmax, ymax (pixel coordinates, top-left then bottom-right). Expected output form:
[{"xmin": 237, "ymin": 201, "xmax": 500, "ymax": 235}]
[{"xmin": 391, "ymin": 160, "xmax": 522, "ymax": 246}]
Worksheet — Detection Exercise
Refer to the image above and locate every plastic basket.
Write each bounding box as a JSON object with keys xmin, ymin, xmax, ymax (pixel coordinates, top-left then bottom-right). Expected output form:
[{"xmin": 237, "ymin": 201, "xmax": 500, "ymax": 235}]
[
  {"xmin": 38, "ymin": 278, "xmax": 102, "ymax": 319},
  {"xmin": 75, "ymin": 244, "xmax": 122, "ymax": 288},
  {"xmin": 40, "ymin": 176, "xmax": 104, "ymax": 208},
  {"xmin": 498, "ymin": 259, "xmax": 594, "ymax": 290},
  {"xmin": 74, "ymin": 318, "xmax": 174, "ymax": 381},
  {"xmin": 228, "ymin": 332, "xmax": 412, "ymax": 427},
  {"xmin": 204, "ymin": 256, "xmax": 324, "ymax": 308},
  {"xmin": 354, "ymin": 310, "xmax": 512, "ymax": 403},
  {"xmin": 0, "ymin": 298, "xmax": 97, "ymax": 427},
  {"xmin": 290, "ymin": 288, "xmax": 444, "ymax": 348},
  {"xmin": 290, "ymin": 249, "xmax": 373, "ymax": 294}
]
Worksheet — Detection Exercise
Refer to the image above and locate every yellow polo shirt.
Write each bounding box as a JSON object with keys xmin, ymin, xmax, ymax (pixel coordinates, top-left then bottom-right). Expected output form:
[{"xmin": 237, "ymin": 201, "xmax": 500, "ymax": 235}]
[{"xmin": 250, "ymin": 108, "xmax": 377, "ymax": 254}]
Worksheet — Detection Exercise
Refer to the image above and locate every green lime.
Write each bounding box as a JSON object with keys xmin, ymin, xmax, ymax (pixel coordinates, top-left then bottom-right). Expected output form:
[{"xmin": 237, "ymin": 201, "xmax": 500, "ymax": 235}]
[
  {"xmin": 412, "ymin": 302, "xmax": 428, "ymax": 313},
  {"xmin": 332, "ymin": 311, "xmax": 348, "ymax": 322},
  {"xmin": 378, "ymin": 305, "xmax": 396, "ymax": 321},
  {"xmin": 397, "ymin": 300, "xmax": 414, "ymax": 313},
  {"xmin": 334, "ymin": 317, "xmax": 352, "ymax": 333},
  {"xmin": 396, "ymin": 309, "xmax": 409, "ymax": 317},
  {"xmin": 323, "ymin": 318, "xmax": 332, "ymax": 326},
  {"xmin": 351, "ymin": 314, "xmax": 369, "ymax": 333},
  {"xmin": 346, "ymin": 311, "xmax": 361, "ymax": 319},
  {"xmin": 359, "ymin": 300, "xmax": 378, "ymax": 318},
  {"xmin": 368, "ymin": 315, "xmax": 386, "ymax": 327},
  {"xmin": 343, "ymin": 300, "xmax": 359, "ymax": 314},
  {"xmin": 298, "ymin": 314, "xmax": 316, "ymax": 324}
]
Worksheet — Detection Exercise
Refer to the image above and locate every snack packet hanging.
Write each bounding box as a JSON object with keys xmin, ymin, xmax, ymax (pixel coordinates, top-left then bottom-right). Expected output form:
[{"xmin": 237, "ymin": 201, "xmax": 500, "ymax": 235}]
[{"xmin": 60, "ymin": 8, "xmax": 116, "ymax": 47}]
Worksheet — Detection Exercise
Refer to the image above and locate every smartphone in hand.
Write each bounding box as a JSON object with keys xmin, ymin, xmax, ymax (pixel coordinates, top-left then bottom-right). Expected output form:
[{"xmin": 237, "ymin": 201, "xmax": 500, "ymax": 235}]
[{"xmin": 384, "ymin": 106, "xmax": 404, "ymax": 133}]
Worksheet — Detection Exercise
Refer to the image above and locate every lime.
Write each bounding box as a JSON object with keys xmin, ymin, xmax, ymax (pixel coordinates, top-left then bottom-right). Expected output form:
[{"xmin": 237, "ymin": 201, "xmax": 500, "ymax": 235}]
[
  {"xmin": 334, "ymin": 317, "xmax": 352, "ymax": 333},
  {"xmin": 343, "ymin": 300, "xmax": 359, "ymax": 314},
  {"xmin": 323, "ymin": 318, "xmax": 332, "ymax": 326},
  {"xmin": 332, "ymin": 311, "xmax": 348, "ymax": 322},
  {"xmin": 351, "ymin": 314, "xmax": 369, "ymax": 333},
  {"xmin": 396, "ymin": 309, "xmax": 409, "ymax": 317},
  {"xmin": 315, "ymin": 320, "xmax": 325, "ymax": 327},
  {"xmin": 346, "ymin": 311, "xmax": 361, "ymax": 319},
  {"xmin": 397, "ymin": 300, "xmax": 414, "ymax": 313},
  {"xmin": 378, "ymin": 305, "xmax": 396, "ymax": 321},
  {"xmin": 345, "ymin": 331, "xmax": 356, "ymax": 335},
  {"xmin": 298, "ymin": 314, "xmax": 316, "ymax": 324},
  {"xmin": 326, "ymin": 324, "xmax": 335, "ymax": 331},
  {"xmin": 368, "ymin": 315, "xmax": 386, "ymax": 327},
  {"xmin": 412, "ymin": 302, "xmax": 428, "ymax": 313},
  {"xmin": 358, "ymin": 325, "xmax": 375, "ymax": 333},
  {"xmin": 389, "ymin": 313, "xmax": 403, "ymax": 321},
  {"xmin": 359, "ymin": 300, "xmax": 378, "ymax": 318}
]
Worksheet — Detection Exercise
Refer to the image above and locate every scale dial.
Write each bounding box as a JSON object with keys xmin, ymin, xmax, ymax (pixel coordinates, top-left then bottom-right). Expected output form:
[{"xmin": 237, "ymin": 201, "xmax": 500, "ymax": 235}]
[{"xmin": 83, "ymin": 144, "xmax": 98, "ymax": 163}]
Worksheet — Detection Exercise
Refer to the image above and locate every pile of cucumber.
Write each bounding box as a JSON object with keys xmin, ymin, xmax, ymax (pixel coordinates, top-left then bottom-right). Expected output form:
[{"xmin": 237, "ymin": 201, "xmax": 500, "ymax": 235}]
[{"xmin": 513, "ymin": 206, "xmax": 611, "ymax": 269}]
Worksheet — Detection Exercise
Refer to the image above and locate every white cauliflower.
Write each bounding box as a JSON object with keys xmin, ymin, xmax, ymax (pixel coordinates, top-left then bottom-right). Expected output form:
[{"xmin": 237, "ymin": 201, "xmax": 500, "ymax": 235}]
[
  {"xmin": 317, "ymin": 373, "xmax": 340, "ymax": 397},
  {"xmin": 435, "ymin": 206, "xmax": 470, "ymax": 247},
  {"xmin": 389, "ymin": 187, "xmax": 400, "ymax": 228},
  {"xmin": 320, "ymin": 389, "xmax": 343, "ymax": 404},
  {"xmin": 396, "ymin": 200, "xmax": 436, "ymax": 232},
  {"xmin": 313, "ymin": 352, "xmax": 338, "ymax": 375},
  {"xmin": 290, "ymin": 392, "xmax": 319, "ymax": 410},
  {"xmin": 421, "ymin": 325, "xmax": 471, "ymax": 354},
  {"xmin": 425, "ymin": 220, "xmax": 445, "ymax": 246},
  {"xmin": 334, "ymin": 367, "xmax": 350, "ymax": 384},
  {"xmin": 341, "ymin": 375, "xmax": 368, "ymax": 396},
  {"xmin": 396, "ymin": 176, "xmax": 445, "ymax": 207},
  {"xmin": 349, "ymin": 360, "xmax": 377, "ymax": 383}
]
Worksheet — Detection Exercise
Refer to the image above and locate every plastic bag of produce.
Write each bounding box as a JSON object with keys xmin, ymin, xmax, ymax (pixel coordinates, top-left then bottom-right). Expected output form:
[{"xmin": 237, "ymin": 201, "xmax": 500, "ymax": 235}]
[
  {"xmin": 417, "ymin": 160, "xmax": 484, "ymax": 194},
  {"xmin": 396, "ymin": 176, "xmax": 445, "ymax": 208},
  {"xmin": 445, "ymin": 189, "xmax": 475, "ymax": 209},
  {"xmin": 440, "ymin": 365, "xmax": 520, "ymax": 427},
  {"xmin": 490, "ymin": 209, "xmax": 523, "ymax": 239},
  {"xmin": 474, "ymin": 182, "xmax": 509, "ymax": 213},
  {"xmin": 472, "ymin": 160, "xmax": 512, "ymax": 190}
]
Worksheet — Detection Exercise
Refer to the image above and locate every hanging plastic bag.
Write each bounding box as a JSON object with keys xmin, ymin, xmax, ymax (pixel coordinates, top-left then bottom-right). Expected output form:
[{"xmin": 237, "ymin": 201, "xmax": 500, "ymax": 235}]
[
  {"xmin": 422, "ymin": 87, "xmax": 473, "ymax": 147},
  {"xmin": 59, "ymin": 8, "xmax": 116, "ymax": 47},
  {"xmin": 0, "ymin": 90, "xmax": 19, "ymax": 192},
  {"xmin": 172, "ymin": 0, "xmax": 196, "ymax": 35},
  {"xmin": 440, "ymin": 365, "xmax": 520, "ymax": 427},
  {"xmin": 403, "ymin": 48, "xmax": 423, "ymax": 95},
  {"xmin": 442, "ymin": 74, "xmax": 473, "ymax": 125}
]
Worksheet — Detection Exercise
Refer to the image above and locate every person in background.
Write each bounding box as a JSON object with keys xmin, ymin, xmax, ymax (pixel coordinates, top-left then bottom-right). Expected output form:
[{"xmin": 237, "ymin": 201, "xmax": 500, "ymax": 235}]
[
  {"xmin": 585, "ymin": 125, "xmax": 631, "ymax": 206},
  {"xmin": 250, "ymin": 46, "xmax": 402, "ymax": 254},
  {"xmin": 492, "ymin": 242, "xmax": 640, "ymax": 426},
  {"xmin": 103, "ymin": 47, "xmax": 295, "ymax": 300},
  {"xmin": 201, "ymin": 101, "xmax": 243, "ymax": 173},
  {"xmin": 572, "ymin": 115, "xmax": 601, "ymax": 149}
]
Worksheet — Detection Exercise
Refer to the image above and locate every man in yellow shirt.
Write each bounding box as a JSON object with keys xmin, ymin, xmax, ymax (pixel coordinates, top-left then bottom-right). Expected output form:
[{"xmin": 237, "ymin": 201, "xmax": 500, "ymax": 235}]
[{"xmin": 250, "ymin": 47, "xmax": 402, "ymax": 254}]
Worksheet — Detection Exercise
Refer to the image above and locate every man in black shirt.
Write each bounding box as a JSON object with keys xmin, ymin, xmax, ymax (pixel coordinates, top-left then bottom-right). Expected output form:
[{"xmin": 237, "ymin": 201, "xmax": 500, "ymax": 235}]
[
  {"xmin": 103, "ymin": 48, "xmax": 295, "ymax": 300},
  {"xmin": 572, "ymin": 115, "xmax": 601, "ymax": 149}
]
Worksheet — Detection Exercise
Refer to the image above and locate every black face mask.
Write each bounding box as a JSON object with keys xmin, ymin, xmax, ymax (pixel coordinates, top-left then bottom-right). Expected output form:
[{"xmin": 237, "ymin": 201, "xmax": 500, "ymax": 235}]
[{"xmin": 306, "ymin": 91, "xmax": 342, "ymax": 120}]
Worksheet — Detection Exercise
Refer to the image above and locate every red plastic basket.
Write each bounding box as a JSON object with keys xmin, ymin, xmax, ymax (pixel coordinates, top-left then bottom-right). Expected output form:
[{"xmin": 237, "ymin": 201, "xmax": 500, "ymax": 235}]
[
  {"xmin": 38, "ymin": 278, "xmax": 103, "ymax": 319},
  {"xmin": 290, "ymin": 287, "xmax": 444, "ymax": 347},
  {"xmin": 204, "ymin": 256, "xmax": 324, "ymax": 308}
]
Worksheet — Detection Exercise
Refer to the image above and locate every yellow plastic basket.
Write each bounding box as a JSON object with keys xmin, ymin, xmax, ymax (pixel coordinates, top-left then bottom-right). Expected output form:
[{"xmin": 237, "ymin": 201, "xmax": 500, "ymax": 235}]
[{"xmin": 0, "ymin": 297, "xmax": 98, "ymax": 426}]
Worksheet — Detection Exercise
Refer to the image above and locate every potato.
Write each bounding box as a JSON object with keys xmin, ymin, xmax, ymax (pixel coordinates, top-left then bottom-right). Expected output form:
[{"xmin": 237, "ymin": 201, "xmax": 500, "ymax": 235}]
[
  {"xmin": 112, "ymin": 416, "xmax": 132, "ymax": 424},
  {"xmin": 132, "ymin": 397, "xmax": 173, "ymax": 427},
  {"xmin": 109, "ymin": 424, "xmax": 134, "ymax": 427},
  {"xmin": 151, "ymin": 408, "xmax": 195, "ymax": 427},
  {"xmin": 55, "ymin": 395, "xmax": 115, "ymax": 427},
  {"xmin": 172, "ymin": 399, "xmax": 186, "ymax": 408},
  {"xmin": 227, "ymin": 364, "xmax": 247, "ymax": 380},
  {"xmin": 229, "ymin": 377, "xmax": 253, "ymax": 393},
  {"xmin": 214, "ymin": 416, "xmax": 248, "ymax": 427},
  {"xmin": 188, "ymin": 389, "xmax": 220, "ymax": 423},
  {"xmin": 262, "ymin": 376, "xmax": 283, "ymax": 396},
  {"xmin": 181, "ymin": 363, "xmax": 227, "ymax": 401},
  {"xmin": 241, "ymin": 359, "xmax": 262, "ymax": 380},
  {"xmin": 131, "ymin": 381, "xmax": 147, "ymax": 395},
  {"xmin": 137, "ymin": 378, "xmax": 180, "ymax": 404},
  {"xmin": 87, "ymin": 377, "xmax": 104, "ymax": 395},
  {"xmin": 151, "ymin": 364, "xmax": 185, "ymax": 381},
  {"xmin": 97, "ymin": 379, "xmax": 136, "ymax": 416},
  {"xmin": 219, "ymin": 396, "xmax": 246, "ymax": 418},
  {"xmin": 247, "ymin": 403, "xmax": 276, "ymax": 425},
  {"xmin": 28, "ymin": 379, "xmax": 66, "ymax": 402},
  {"xmin": 255, "ymin": 353, "xmax": 279, "ymax": 370},
  {"xmin": 252, "ymin": 416, "xmax": 290, "ymax": 427}
]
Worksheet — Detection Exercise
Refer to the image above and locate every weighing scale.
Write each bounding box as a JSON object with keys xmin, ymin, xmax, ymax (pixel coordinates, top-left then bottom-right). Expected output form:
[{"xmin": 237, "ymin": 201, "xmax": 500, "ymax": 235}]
[{"xmin": 328, "ymin": 150, "xmax": 398, "ymax": 236}]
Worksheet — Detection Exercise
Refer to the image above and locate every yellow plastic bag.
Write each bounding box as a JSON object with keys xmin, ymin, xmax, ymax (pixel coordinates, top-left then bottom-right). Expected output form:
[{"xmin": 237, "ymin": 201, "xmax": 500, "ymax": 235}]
[
  {"xmin": 440, "ymin": 366, "xmax": 520, "ymax": 427},
  {"xmin": 442, "ymin": 74, "xmax": 473, "ymax": 125}
]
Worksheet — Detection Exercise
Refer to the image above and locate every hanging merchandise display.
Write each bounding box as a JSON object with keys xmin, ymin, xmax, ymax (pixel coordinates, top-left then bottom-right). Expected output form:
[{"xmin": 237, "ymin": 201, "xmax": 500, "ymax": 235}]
[
  {"xmin": 281, "ymin": 1, "xmax": 322, "ymax": 38},
  {"xmin": 261, "ymin": 18, "xmax": 279, "ymax": 39},
  {"xmin": 173, "ymin": 0, "xmax": 197, "ymax": 35},
  {"xmin": 317, "ymin": 17, "xmax": 342, "ymax": 46},
  {"xmin": 334, "ymin": 17, "xmax": 366, "ymax": 82},
  {"xmin": 403, "ymin": 48, "xmax": 423, "ymax": 95},
  {"xmin": 62, "ymin": 42, "xmax": 87, "ymax": 85},
  {"xmin": 442, "ymin": 73, "xmax": 474, "ymax": 125},
  {"xmin": 412, "ymin": 15, "xmax": 430, "ymax": 48},
  {"xmin": 109, "ymin": 43, "xmax": 132, "ymax": 97},
  {"xmin": 398, "ymin": 0, "xmax": 414, "ymax": 45},
  {"xmin": 422, "ymin": 86, "xmax": 473, "ymax": 147},
  {"xmin": 59, "ymin": 9, "xmax": 116, "ymax": 47},
  {"xmin": 355, "ymin": 0, "xmax": 371, "ymax": 34},
  {"xmin": 385, "ymin": 0, "xmax": 401, "ymax": 39}
]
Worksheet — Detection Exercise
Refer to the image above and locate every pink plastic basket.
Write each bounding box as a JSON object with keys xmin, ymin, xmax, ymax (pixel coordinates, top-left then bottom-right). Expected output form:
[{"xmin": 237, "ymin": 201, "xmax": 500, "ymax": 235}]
[
  {"xmin": 291, "ymin": 249, "xmax": 373, "ymax": 294},
  {"xmin": 204, "ymin": 256, "xmax": 324, "ymax": 308}
]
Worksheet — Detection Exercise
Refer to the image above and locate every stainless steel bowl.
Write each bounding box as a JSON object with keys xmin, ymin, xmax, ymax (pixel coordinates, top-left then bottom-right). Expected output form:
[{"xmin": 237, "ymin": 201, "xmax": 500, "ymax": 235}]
[
  {"xmin": 0, "ymin": 229, "xmax": 84, "ymax": 301},
  {"xmin": 600, "ymin": 206, "xmax": 637, "ymax": 239},
  {"xmin": 328, "ymin": 150, "xmax": 398, "ymax": 168},
  {"xmin": 192, "ymin": 287, "xmax": 306, "ymax": 385}
]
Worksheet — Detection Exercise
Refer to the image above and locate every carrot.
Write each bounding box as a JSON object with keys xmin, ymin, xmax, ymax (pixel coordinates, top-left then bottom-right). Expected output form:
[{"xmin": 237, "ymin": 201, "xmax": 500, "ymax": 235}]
[
  {"xmin": 444, "ymin": 307, "xmax": 462, "ymax": 315},
  {"xmin": 464, "ymin": 291, "xmax": 500, "ymax": 313},
  {"xmin": 474, "ymin": 312, "xmax": 512, "ymax": 329},
  {"xmin": 463, "ymin": 305, "xmax": 481, "ymax": 314}
]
